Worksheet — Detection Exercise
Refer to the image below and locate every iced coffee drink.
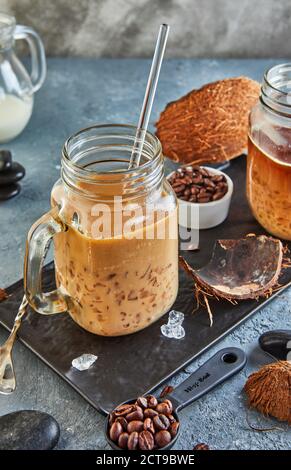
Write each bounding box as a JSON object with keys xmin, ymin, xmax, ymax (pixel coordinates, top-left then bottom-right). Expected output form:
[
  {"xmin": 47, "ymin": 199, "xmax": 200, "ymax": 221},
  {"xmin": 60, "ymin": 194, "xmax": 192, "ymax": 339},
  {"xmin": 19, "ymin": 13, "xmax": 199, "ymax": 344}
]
[
  {"xmin": 52, "ymin": 194, "xmax": 178, "ymax": 336},
  {"xmin": 25, "ymin": 125, "xmax": 179, "ymax": 336}
]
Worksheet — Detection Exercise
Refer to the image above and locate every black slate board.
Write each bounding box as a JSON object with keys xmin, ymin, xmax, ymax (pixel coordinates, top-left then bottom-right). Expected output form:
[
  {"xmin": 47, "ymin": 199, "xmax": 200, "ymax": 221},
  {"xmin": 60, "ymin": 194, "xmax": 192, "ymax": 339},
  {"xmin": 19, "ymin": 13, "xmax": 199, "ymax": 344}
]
[{"xmin": 0, "ymin": 157, "xmax": 290, "ymax": 414}]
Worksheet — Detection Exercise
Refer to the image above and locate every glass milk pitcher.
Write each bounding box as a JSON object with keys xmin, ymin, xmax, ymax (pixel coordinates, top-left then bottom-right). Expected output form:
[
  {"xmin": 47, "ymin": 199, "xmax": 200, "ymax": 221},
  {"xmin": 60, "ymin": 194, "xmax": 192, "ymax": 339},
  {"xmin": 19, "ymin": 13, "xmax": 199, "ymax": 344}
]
[
  {"xmin": 24, "ymin": 125, "xmax": 179, "ymax": 337},
  {"xmin": 0, "ymin": 13, "xmax": 46, "ymax": 142}
]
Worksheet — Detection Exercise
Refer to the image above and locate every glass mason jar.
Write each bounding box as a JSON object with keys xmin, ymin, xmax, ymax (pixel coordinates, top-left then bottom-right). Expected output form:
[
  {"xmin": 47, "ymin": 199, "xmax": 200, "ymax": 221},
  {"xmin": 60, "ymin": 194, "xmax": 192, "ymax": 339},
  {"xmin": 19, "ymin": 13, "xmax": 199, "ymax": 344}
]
[
  {"xmin": 0, "ymin": 13, "xmax": 46, "ymax": 142},
  {"xmin": 24, "ymin": 125, "xmax": 179, "ymax": 336},
  {"xmin": 247, "ymin": 63, "xmax": 291, "ymax": 240}
]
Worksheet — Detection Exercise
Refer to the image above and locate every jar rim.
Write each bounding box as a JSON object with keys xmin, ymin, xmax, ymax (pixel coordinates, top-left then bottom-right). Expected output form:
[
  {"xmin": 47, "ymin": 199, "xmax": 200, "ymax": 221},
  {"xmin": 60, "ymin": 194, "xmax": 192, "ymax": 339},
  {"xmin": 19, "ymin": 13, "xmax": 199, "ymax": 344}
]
[
  {"xmin": 62, "ymin": 123, "xmax": 162, "ymax": 176},
  {"xmin": 61, "ymin": 124, "xmax": 164, "ymax": 198},
  {"xmin": 264, "ymin": 63, "xmax": 291, "ymax": 97},
  {"xmin": 261, "ymin": 63, "xmax": 291, "ymax": 117}
]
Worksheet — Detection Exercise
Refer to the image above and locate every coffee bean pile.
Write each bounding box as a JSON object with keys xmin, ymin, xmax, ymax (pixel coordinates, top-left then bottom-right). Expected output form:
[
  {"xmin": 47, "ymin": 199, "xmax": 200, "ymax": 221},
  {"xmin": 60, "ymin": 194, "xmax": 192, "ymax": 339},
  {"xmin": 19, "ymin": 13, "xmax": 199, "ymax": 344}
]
[
  {"xmin": 168, "ymin": 165, "xmax": 228, "ymax": 203},
  {"xmin": 108, "ymin": 395, "xmax": 179, "ymax": 450}
]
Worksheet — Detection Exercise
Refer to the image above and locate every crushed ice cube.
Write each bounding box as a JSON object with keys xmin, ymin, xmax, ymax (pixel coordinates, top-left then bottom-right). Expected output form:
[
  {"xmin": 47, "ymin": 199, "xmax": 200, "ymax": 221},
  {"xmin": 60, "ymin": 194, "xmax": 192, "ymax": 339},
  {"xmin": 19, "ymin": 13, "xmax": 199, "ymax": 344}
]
[
  {"xmin": 161, "ymin": 310, "xmax": 185, "ymax": 339},
  {"xmin": 72, "ymin": 353, "xmax": 98, "ymax": 371},
  {"xmin": 172, "ymin": 325, "xmax": 185, "ymax": 339},
  {"xmin": 161, "ymin": 324, "xmax": 185, "ymax": 339},
  {"xmin": 168, "ymin": 310, "xmax": 184, "ymax": 326},
  {"xmin": 161, "ymin": 324, "xmax": 174, "ymax": 338}
]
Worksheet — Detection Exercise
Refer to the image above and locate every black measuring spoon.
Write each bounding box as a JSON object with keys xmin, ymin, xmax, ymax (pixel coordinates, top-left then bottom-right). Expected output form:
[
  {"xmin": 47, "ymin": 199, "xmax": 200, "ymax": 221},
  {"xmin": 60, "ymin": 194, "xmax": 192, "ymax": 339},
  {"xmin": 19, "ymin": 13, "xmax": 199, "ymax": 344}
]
[
  {"xmin": 259, "ymin": 330, "xmax": 291, "ymax": 361},
  {"xmin": 106, "ymin": 347, "xmax": 247, "ymax": 450}
]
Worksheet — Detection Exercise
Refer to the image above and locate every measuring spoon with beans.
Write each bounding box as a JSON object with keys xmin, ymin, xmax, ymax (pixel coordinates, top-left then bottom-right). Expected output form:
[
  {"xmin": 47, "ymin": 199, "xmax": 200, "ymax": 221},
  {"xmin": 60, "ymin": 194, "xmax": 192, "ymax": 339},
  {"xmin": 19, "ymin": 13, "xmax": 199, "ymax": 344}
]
[{"xmin": 105, "ymin": 347, "xmax": 247, "ymax": 450}]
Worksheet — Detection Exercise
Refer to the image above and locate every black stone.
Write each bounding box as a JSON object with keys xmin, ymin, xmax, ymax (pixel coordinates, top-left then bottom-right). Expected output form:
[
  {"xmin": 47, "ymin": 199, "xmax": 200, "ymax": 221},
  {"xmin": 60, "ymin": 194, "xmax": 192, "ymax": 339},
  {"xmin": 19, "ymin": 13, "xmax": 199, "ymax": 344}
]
[
  {"xmin": 0, "ymin": 183, "xmax": 21, "ymax": 201},
  {"xmin": 0, "ymin": 162, "xmax": 25, "ymax": 186},
  {"xmin": 0, "ymin": 150, "xmax": 12, "ymax": 171},
  {"xmin": 0, "ymin": 410, "xmax": 60, "ymax": 450},
  {"xmin": 259, "ymin": 330, "xmax": 291, "ymax": 361}
]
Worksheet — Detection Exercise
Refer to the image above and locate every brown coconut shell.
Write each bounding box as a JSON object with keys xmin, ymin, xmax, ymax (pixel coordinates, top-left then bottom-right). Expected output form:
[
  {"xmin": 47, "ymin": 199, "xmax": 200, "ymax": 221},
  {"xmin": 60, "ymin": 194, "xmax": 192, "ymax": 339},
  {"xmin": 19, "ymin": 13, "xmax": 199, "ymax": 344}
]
[
  {"xmin": 244, "ymin": 361, "xmax": 291, "ymax": 424},
  {"xmin": 156, "ymin": 77, "xmax": 261, "ymax": 165}
]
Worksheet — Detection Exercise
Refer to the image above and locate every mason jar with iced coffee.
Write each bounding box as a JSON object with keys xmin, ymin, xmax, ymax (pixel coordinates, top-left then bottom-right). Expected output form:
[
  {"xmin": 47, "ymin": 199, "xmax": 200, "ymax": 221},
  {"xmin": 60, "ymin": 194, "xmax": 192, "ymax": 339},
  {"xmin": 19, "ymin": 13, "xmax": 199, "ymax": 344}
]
[
  {"xmin": 24, "ymin": 125, "xmax": 178, "ymax": 336},
  {"xmin": 248, "ymin": 63, "xmax": 291, "ymax": 240}
]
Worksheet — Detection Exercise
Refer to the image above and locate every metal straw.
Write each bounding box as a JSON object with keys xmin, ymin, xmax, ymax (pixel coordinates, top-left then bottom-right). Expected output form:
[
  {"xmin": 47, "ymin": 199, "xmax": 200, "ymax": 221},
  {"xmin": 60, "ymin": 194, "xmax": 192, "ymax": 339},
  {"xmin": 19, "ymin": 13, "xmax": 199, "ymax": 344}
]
[{"xmin": 128, "ymin": 23, "xmax": 170, "ymax": 169}]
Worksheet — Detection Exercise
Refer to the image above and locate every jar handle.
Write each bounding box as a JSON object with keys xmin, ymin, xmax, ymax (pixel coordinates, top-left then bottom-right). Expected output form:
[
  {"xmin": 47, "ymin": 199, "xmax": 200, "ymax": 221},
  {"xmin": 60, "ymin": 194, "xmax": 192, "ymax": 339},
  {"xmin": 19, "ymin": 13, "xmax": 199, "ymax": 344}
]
[
  {"xmin": 14, "ymin": 25, "xmax": 46, "ymax": 93},
  {"xmin": 24, "ymin": 207, "xmax": 68, "ymax": 314}
]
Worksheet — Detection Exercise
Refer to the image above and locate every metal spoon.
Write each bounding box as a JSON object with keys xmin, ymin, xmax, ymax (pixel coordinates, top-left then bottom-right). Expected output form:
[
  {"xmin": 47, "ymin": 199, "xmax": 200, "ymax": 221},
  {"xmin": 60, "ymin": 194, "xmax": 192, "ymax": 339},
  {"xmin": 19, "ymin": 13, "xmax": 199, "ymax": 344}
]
[
  {"xmin": 106, "ymin": 347, "xmax": 247, "ymax": 450},
  {"xmin": 0, "ymin": 295, "xmax": 28, "ymax": 394}
]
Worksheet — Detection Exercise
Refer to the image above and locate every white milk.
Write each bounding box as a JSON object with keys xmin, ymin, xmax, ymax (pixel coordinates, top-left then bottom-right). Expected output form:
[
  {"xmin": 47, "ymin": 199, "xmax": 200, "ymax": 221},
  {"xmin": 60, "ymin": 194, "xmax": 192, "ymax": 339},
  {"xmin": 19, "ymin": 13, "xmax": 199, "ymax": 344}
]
[{"xmin": 0, "ymin": 94, "xmax": 33, "ymax": 142}]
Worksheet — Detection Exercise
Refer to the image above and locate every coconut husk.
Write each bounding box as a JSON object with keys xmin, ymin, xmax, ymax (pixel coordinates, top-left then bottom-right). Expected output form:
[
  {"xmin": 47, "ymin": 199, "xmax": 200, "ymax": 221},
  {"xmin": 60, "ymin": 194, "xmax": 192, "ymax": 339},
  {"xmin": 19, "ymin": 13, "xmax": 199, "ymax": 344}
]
[
  {"xmin": 156, "ymin": 77, "xmax": 260, "ymax": 165},
  {"xmin": 244, "ymin": 361, "xmax": 291, "ymax": 424}
]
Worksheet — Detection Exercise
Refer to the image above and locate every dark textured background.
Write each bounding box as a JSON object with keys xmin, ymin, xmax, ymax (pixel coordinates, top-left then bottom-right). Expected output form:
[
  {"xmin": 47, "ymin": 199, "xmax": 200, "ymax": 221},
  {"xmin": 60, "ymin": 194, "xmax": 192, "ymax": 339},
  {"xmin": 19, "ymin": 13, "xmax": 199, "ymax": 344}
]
[{"xmin": 1, "ymin": 0, "xmax": 291, "ymax": 58}]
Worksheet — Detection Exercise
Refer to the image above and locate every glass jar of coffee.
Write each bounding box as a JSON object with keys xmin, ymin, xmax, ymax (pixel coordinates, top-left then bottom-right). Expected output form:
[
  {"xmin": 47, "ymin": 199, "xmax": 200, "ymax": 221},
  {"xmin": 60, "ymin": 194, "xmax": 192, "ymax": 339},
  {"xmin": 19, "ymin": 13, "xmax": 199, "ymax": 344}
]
[
  {"xmin": 25, "ymin": 125, "xmax": 179, "ymax": 336},
  {"xmin": 247, "ymin": 63, "xmax": 291, "ymax": 240}
]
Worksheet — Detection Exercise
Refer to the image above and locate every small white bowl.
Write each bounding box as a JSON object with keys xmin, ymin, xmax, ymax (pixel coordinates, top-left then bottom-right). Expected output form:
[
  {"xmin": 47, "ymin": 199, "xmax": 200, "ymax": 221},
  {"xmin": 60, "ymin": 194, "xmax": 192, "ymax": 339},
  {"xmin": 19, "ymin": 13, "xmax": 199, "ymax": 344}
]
[{"xmin": 167, "ymin": 166, "xmax": 233, "ymax": 230}]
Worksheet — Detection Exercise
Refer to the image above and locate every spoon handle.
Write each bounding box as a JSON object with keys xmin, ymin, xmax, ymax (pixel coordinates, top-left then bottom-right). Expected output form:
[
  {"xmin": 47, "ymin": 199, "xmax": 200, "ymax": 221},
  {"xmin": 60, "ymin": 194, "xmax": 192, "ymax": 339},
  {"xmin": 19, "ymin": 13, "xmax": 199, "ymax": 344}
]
[
  {"xmin": 0, "ymin": 295, "xmax": 28, "ymax": 394},
  {"xmin": 167, "ymin": 347, "xmax": 247, "ymax": 411},
  {"xmin": 5, "ymin": 295, "xmax": 28, "ymax": 351}
]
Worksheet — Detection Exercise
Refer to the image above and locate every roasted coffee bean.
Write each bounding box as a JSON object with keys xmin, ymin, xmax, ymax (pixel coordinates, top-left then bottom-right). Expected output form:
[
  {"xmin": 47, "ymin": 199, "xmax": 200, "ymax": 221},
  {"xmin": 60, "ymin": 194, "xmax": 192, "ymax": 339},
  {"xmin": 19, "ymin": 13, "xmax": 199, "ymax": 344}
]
[
  {"xmin": 191, "ymin": 186, "xmax": 199, "ymax": 194},
  {"xmin": 167, "ymin": 414, "xmax": 176, "ymax": 424},
  {"xmin": 184, "ymin": 175, "xmax": 193, "ymax": 184},
  {"xmin": 114, "ymin": 404, "xmax": 134, "ymax": 417},
  {"xmin": 172, "ymin": 184, "xmax": 185, "ymax": 193},
  {"xmin": 159, "ymin": 385, "xmax": 174, "ymax": 398},
  {"xmin": 144, "ymin": 408, "xmax": 158, "ymax": 419},
  {"xmin": 118, "ymin": 432, "xmax": 129, "ymax": 449},
  {"xmin": 126, "ymin": 406, "xmax": 143, "ymax": 421},
  {"xmin": 155, "ymin": 430, "xmax": 172, "ymax": 448},
  {"xmin": 212, "ymin": 175, "xmax": 223, "ymax": 182},
  {"xmin": 169, "ymin": 421, "xmax": 180, "ymax": 438},
  {"xmin": 146, "ymin": 395, "xmax": 158, "ymax": 408},
  {"xmin": 109, "ymin": 421, "xmax": 123, "ymax": 442},
  {"xmin": 197, "ymin": 195, "xmax": 211, "ymax": 203},
  {"xmin": 153, "ymin": 414, "xmax": 170, "ymax": 430},
  {"xmin": 178, "ymin": 178, "xmax": 187, "ymax": 185},
  {"xmin": 139, "ymin": 430, "xmax": 154, "ymax": 450},
  {"xmin": 144, "ymin": 417, "xmax": 155, "ymax": 434},
  {"xmin": 127, "ymin": 420, "xmax": 144, "ymax": 433},
  {"xmin": 200, "ymin": 168, "xmax": 210, "ymax": 177},
  {"xmin": 193, "ymin": 175, "xmax": 203, "ymax": 184},
  {"xmin": 115, "ymin": 416, "xmax": 128, "ymax": 430},
  {"xmin": 156, "ymin": 399, "xmax": 172, "ymax": 415},
  {"xmin": 205, "ymin": 185, "xmax": 215, "ymax": 193},
  {"xmin": 204, "ymin": 178, "xmax": 215, "ymax": 188},
  {"xmin": 127, "ymin": 431, "xmax": 139, "ymax": 450},
  {"xmin": 108, "ymin": 413, "xmax": 115, "ymax": 426},
  {"xmin": 193, "ymin": 442, "xmax": 210, "ymax": 450},
  {"xmin": 169, "ymin": 165, "xmax": 228, "ymax": 203},
  {"xmin": 136, "ymin": 396, "xmax": 148, "ymax": 409},
  {"xmin": 212, "ymin": 191, "xmax": 224, "ymax": 201}
]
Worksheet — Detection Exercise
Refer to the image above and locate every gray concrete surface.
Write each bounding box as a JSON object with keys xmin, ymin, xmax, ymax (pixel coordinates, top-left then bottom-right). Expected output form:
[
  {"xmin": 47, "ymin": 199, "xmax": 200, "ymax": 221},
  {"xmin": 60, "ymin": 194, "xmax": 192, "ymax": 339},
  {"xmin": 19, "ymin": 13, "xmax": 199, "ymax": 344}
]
[
  {"xmin": 0, "ymin": 58, "xmax": 290, "ymax": 450},
  {"xmin": 1, "ymin": 0, "xmax": 291, "ymax": 58}
]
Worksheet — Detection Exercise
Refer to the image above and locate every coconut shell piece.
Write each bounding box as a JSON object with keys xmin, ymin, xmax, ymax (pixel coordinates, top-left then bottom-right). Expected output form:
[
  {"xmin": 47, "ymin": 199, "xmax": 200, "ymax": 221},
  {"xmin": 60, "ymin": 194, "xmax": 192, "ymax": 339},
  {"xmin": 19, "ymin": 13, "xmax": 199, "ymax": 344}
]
[
  {"xmin": 179, "ymin": 234, "xmax": 284, "ymax": 326},
  {"xmin": 244, "ymin": 361, "xmax": 291, "ymax": 424},
  {"xmin": 180, "ymin": 235, "xmax": 283, "ymax": 301},
  {"xmin": 156, "ymin": 77, "xmax": 260, "ymax": 165}
]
